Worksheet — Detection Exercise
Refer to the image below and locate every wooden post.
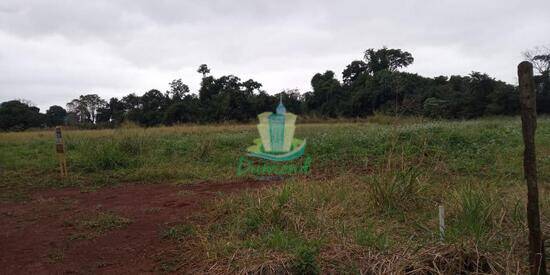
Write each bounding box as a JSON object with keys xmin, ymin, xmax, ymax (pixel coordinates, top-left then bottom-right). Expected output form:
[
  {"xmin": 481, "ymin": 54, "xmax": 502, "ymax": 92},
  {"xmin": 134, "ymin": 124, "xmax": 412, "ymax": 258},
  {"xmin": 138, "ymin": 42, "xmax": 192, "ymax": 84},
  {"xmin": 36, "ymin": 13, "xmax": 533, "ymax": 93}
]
[
  {"xmin": 438, "ymin": 204, "xmax": 445, "ymax": 241},
  {"xmin": 55, "ymin": 126, "xmax": 68, "ymax": 178},
  {"xmin": 518, "ymin": 61, "xmax": 546, "ymax": 275}
]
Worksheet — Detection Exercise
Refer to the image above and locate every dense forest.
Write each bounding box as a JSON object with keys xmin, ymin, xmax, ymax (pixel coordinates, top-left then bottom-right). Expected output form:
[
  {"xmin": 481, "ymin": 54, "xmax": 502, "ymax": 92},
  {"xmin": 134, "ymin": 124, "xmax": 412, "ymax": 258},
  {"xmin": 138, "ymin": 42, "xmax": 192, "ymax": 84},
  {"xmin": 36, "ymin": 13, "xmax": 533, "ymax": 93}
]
[{"xmin": 1, "ymin": 47, "xmax": 549, "ymax": 131}]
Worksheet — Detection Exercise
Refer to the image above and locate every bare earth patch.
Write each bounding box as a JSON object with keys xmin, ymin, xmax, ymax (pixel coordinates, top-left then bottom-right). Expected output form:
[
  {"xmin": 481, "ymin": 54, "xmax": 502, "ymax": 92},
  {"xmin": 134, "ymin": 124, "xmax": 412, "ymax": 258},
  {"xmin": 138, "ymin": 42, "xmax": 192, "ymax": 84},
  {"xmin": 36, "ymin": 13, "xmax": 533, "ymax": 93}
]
[{"xmin": 0, "ymin": 180, "xmax": 277, "ymax": 274}]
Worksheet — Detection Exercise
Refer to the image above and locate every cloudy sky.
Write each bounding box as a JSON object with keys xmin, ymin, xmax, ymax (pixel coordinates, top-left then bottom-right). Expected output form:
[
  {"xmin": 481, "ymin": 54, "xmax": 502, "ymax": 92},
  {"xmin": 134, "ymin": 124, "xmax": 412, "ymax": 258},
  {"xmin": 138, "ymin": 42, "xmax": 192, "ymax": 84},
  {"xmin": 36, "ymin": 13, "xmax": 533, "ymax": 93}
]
[{"xmin": 0, "ymin": 0, "xmax": 549, "ymax": 111}]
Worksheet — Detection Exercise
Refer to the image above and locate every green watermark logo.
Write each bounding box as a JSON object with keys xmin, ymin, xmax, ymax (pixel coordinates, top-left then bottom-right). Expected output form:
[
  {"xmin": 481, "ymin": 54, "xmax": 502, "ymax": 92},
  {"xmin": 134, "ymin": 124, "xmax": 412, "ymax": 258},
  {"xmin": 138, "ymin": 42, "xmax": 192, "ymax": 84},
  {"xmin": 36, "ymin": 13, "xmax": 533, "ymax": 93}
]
[{"xmin": 237, "ymin": 98, "xmax": 310, "ymax": 176}]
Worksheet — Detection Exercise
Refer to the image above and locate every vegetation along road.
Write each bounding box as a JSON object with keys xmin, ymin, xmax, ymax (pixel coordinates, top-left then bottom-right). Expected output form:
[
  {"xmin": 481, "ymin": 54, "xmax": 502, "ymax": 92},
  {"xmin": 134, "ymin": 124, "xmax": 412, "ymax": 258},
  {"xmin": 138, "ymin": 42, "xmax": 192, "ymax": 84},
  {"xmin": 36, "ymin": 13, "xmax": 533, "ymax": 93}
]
[{"xmin": 1, "ymin": 117, "xmax": 549, "ymax": 273}]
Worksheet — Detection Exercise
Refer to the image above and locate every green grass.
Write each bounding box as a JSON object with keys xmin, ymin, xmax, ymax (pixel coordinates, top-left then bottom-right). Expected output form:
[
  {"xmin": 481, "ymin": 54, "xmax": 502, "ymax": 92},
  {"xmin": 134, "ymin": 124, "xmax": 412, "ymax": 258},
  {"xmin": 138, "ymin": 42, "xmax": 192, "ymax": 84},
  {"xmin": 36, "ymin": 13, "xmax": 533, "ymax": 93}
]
[
  {"xmin": 68, "ymin": 211, "xmax": 132, "ymax": 239},
  {"xmin": 46, "ymin": 248, "xmax": 65, "ymax": 263},
  {"xmin": 161, "ymin": 224, "xmax": 195, "ymax": 241},
  {"xmin": 1, "ymin": 117, "xmax": 549, "ymax": 273},
  {"xmin": 448, "ymin": 184, "xmax": 495, "ymax": 241}
]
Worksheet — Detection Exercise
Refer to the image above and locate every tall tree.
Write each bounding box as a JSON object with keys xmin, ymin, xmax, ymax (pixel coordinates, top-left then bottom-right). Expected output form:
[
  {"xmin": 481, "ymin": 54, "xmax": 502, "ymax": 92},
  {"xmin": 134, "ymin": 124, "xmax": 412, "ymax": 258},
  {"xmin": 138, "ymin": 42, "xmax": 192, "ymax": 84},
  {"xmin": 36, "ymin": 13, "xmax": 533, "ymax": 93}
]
[
  {"xmin": 364, "ymin": 47, "xmax": 414, "ymax": 74},
  {"xmin": 525, "ymin": 46, "xmax": 550, "ymax": 114},
  {"xmin": 197, "ymin": 64, "xmax": 211, "ymax": 78},
  {"xmin": 80, "ymin": 94, "xmax": 107, "ymax": 124},
  {"xmin": 163, "ymin": 96, "xmax": 201, "ymax": 125},
  {"xmin": 308, "ymin": 70, "xmax": 342, "ymax": 117},
  {"xmin": 66, "ymin": 94, "xmax": 107, "ymax": 124},
  {"xmin": 167, "ymin": 79, "xmax": 190, "ymax": 101},
  {"xmin": 119, "ymin": 93, "xmax": 142, "ymax": 123},
  {"xmin": 98, "ymin": 97, "xmax": 126, "ymax": 124},
  {"xmin": 45, "ymin": 105, "xmax": 67, "ymax": 127},
  {"xmin": 524, "ymin": 46, "xmax": 550, "ymax": 75},
  {"xmin": 0, "ymin": 100, "xmax": 44, "ymax": 131},
  {"xmin": 140, "ymin": 89, "xmax": 168, "ymax": 126},
  {"xmin": 342, "ymin": 60, "xmax": 368, "ymax": 85},
  {"xmin": 66, "ymin": 98, "xmax": 88, "ymax": 123}
]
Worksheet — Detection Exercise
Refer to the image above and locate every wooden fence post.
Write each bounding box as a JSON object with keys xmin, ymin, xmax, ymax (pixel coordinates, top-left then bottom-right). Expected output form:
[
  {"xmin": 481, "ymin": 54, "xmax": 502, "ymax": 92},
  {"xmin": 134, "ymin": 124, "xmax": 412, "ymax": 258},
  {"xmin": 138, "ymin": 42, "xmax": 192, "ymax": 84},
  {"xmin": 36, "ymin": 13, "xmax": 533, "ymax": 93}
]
[
  {"xmin": 55, "ymin": 126, "xmax": 68, "ymax": 178},
  {"xmin": 518, "ymin": 61, "xmax": 546, "ymax": 275}
]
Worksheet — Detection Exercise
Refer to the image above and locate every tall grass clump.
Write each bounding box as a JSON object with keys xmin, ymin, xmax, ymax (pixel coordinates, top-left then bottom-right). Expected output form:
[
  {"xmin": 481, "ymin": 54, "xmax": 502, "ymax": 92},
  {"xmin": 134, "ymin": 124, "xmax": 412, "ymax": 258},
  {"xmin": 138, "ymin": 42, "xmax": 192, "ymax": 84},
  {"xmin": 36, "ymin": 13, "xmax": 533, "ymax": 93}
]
[
  {"xmin": 354, "ymin": 226, "xmax": 389, "ymax": 250},
  {"xmin": 69, "ymin": 136, "xmax": 144, "ymax": 172},
  {"xmin": 292, "ymin": 242, "xmax": 321, "ymax": 275},
  {"xmin": 448, "ymin": 185, "xmax": 495, "ymax": 241},
  {"xmin": 369, "ymin": 167, "xmax": 424, "ymax": 215}
]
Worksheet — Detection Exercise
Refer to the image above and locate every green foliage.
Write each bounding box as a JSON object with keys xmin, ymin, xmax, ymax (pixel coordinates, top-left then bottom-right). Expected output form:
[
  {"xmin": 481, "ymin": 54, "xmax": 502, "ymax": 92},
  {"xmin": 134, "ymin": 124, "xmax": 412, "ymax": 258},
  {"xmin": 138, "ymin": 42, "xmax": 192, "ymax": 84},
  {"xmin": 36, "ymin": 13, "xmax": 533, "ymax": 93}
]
[
  {"xmin": 71, "ymin": 138, "xmax": 139, "ymax": 171},
  {"xmin": 0, "ymin": 100, "xmax": 44, "ymax": 131},
  {"xmin": 2, "ymin": 46, "xmax": 534, "ymax": 129},
  {"xmin": 69, "ymin": 211, "xmax": 132, "ymax": 239},
  {"xmin": 354, "ymin": 226, "xmax": 389, "ymax": 250},
  {"xmin": 242, "ymin": 207, "xmax": 265, "ymax": 235},
  {"xmin": 45, "ymin": 105, "xmax": 67, "ymax": 127},
  {"xmin": 370, "ymin": 167, "xmax": 423, "ymax": 214},
  {"xmin": 364, "ymin": 47, "xmax": 414, "ymax": 73},
  {"xmin": 1, "ymin": 119, "xmax": 548, "ymax": 272},
  {"xmin": 161, "ymin": 224, "xmax": 195, "ymax": 241},
  {"xmin": 449, "ymin": 185, "xmax": 495, "ymax": 240},
  {"xmin": 0, "ymin": 117, "xmax": 538, "ymax": 203},
  {"xmin": 66, "ymin": 94, "xmax": 107, "ymax": 125},
  {"xmin": 292, "ymin": 242, "xmax": 320, "ymax": 275}
]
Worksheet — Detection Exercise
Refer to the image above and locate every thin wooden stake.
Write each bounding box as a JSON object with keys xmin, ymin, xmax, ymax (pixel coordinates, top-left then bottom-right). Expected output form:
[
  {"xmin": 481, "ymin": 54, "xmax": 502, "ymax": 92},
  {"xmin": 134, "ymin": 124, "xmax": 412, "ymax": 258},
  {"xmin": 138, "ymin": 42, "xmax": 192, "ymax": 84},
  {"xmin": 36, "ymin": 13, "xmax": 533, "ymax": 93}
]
[
  {"xmin": 518, "ymin": 61, "xmax": 546, "ymax": 275},
  {"xmin": 438, "ymin": 204, "xmax": 445, "ymax": 241}
]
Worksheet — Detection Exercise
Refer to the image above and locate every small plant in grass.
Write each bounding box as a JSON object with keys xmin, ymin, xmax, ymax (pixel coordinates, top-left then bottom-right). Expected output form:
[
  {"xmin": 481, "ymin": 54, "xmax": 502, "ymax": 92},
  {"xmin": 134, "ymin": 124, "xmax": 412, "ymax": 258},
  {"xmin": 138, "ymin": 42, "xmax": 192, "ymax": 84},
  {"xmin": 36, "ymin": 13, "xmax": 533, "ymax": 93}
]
[
  {"xmin": 292, "ymin": 242, "xmax": 320, "ymax": 275},
  {"xmin": 241, "ymin": 207, "xmax": 265, "ymax": 235},
  {"xmin": 161, "ymin": 224, "xmax": 195, "ymax": 241},
  {"xmin": 46, "ymin": 248, "xmax": 64, "ymax": 263},
  {"xmin": 449, "ymin": 185, "xmax": 494, "ymax": 241},
  {"xmin": 157, "ymin": 259, "xmax": 181, "ymax": 272},
  {"xmin": 72, "ymin": 139, "xmax": 137, "ymax": 172},
  {"xmin": 370, "ymin": 167, "xmax": 423, "ymax": 214},
  {"xmin": 117, "ymin": 135, "xmax": 144, "ymax": 156},
  {"xmin": 81, "ymin": 211, "xmax": 132, "ymax": 233},
  {"xmin": 70, "ymin": 211, "xmax": 131, "ymax": 239},
  {"xmin": 355, "ymin": 226, "xmax": 390, "ymax": 250},
  {"xmin": 193, "ymin": 139, "xmax": 213, "ymax": 162},
  {"xmin": 510, "ymin": 198, "xmax": 525, "ymax": 228},
  {"xmin": 276, "ymin": 184, "xmax": 293, "ymax": 207}
]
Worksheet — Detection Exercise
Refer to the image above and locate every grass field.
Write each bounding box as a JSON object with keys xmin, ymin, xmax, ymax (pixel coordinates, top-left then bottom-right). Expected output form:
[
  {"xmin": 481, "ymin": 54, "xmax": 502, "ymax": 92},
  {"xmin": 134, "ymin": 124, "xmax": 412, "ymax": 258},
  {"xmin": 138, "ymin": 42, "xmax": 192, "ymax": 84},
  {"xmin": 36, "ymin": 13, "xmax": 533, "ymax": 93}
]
[{"xmin": 1, "ymin": 116, "xmax": 549, "ymax": 273}]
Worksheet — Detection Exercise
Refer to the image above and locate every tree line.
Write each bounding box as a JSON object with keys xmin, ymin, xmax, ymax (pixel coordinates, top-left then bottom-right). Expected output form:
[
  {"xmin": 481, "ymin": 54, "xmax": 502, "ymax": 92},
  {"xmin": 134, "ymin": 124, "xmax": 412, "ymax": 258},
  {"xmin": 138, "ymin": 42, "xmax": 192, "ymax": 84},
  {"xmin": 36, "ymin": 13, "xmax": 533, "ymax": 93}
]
[{"xmin": 1, "ymin": 47, "xmax": 549, "ymax": 131}]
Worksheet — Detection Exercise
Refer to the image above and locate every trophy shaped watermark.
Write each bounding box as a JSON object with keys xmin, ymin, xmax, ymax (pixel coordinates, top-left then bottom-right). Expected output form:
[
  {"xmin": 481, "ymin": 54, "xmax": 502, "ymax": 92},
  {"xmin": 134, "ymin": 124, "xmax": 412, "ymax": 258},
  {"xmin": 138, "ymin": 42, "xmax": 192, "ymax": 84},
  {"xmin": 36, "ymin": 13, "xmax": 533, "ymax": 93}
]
[{"xmin": 237, "ymin": 97, "xmax": 310, "ymax": 176}]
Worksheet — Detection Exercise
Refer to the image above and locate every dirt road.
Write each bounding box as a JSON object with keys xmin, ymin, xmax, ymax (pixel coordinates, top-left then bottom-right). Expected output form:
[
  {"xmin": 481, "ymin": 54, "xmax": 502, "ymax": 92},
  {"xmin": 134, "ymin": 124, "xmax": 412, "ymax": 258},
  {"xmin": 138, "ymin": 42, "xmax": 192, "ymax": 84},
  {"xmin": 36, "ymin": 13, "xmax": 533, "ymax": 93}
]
[{"xmin": 0, "ymin": 181, "xmax": 275, "ymax": 274}]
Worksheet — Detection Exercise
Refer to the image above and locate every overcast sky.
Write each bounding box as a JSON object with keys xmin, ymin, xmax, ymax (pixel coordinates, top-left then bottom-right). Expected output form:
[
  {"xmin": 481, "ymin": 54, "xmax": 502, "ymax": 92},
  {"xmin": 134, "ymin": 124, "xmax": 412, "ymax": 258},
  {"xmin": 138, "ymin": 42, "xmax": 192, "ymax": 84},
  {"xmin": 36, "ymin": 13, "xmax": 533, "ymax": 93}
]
[{"xmin": 0, "ymin": 0, "xmax": 549, "ymax": 112}]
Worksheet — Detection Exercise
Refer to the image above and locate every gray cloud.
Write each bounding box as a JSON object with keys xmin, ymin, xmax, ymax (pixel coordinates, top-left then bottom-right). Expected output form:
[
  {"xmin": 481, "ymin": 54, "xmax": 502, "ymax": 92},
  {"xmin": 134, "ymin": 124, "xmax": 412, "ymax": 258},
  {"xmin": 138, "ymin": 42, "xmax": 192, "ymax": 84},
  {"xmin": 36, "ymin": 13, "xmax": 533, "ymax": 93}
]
[{"xmin": 0, "ymin": 0, "xmax": 549, "ymax": 111}]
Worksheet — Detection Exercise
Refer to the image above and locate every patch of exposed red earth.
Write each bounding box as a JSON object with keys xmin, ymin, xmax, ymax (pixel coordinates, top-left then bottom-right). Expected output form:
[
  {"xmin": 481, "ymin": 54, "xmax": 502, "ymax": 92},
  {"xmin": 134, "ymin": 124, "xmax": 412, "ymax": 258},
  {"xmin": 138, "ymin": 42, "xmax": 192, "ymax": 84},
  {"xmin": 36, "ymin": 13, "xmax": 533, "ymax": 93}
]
[{"xmin": 0, "ymin": 180, "xmax": 276, "ymax": 274}]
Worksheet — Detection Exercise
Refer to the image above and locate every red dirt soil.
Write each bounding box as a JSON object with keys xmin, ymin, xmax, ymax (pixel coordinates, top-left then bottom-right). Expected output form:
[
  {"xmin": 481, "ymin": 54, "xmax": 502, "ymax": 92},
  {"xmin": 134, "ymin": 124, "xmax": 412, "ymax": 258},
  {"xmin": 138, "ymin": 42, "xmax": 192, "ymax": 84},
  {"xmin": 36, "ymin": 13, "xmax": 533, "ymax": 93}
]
[{"xmin": 0, "ymin": 180, "xmax": 276, "ymax": 274}]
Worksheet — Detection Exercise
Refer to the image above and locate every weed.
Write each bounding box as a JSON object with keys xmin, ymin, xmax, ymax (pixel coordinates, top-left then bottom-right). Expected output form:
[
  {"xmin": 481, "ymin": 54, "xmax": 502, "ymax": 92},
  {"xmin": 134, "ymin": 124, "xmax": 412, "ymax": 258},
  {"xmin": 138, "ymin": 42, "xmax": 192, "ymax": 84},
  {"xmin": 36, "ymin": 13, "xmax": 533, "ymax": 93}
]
[
  {"xmin": 449, "ymin": 185, "xmax": 495, "ymax": 241},
  {"xmin": 0, "ymin": 118, "xmax": 546, "ymax": 273},
  {"xmin": 161, "ymin": 224, "xmax": 195, "ymax": 241},
  {"xmin": 81, "ymin": 212, "xmax": 132, "ymax": 232},
  {"xmin": 511, "ymin": 198, "xmax": 525, "ymax": 228},
  {"xmin": 46, "ymin": 248, "xmax": 64, "ymax": 263},
  {"xmin": 355, "ymin": 226, "xmax": 390, "ymax": 250},
  {"xmin": 241, "ymin": 207, "xmax": 265, "ymax": 235},
  {"xmin": 370, "ymin": 167, "xmax": 423, "ymax": 214},
  {"xmin": 292, "ymin": 242, "xmax": 320, "ymax": 275},
  {"xmin": 69, "ymin": 211, "xmax": 132, "ymax": 239}
]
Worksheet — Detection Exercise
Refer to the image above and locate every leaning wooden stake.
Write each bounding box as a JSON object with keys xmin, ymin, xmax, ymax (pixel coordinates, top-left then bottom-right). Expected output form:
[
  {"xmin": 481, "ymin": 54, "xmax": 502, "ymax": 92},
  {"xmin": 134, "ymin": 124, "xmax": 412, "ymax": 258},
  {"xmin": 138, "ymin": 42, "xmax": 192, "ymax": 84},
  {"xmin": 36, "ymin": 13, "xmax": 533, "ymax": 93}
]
[{"xmin": 518, "ymin": 61, "xmax": 546, "ymax": 275}]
